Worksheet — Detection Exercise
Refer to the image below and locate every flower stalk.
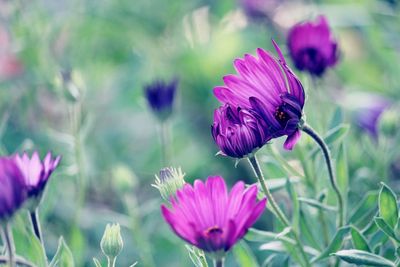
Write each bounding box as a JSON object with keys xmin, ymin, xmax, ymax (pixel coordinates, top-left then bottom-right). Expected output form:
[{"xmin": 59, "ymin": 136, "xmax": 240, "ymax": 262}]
[
  {"xmin": 247, "ymin": 155, "xmax": 310, "ymax": 267},
  {"xmin": 3, "ymin": 222, "xmax": 16, "ymax": 267},
  {"xmin": 301, "ymin": 123, "xmax": 345, "ymax": 227},
  {"xmin": 213, "ymin": 258, "xmax": 224, "ymax": 267}
]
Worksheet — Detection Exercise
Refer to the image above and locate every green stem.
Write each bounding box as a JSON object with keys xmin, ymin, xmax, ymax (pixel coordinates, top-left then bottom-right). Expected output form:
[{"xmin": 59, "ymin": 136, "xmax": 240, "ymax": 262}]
[
  {"xmin": 107, "ymin": 256, "xmax": 116, "ymax": 267},
  {"xmin": 213, "ymin": 258, "xmax": 224, "ymax": 267},
  {"xmin": 160, "ymin": 121, "xmax": 171, "ymax": 166},
  {"xmin": 3, "ymin": 223, "xmax": 16, "ymax": 267},
  {"xmin": 301, "ymin": 124, "xmax": 345, "ymax": 227},
  {"xmin": 247, "ymin": 155, "xmax": 310, "ymax": 267},
  {"xmin": 29, "ymin": 209, "xmax": 48, "ymax": 265}
]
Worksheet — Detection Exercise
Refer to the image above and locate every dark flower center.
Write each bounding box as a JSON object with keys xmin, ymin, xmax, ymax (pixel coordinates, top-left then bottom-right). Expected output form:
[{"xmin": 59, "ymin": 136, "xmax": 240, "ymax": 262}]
[
  {"xmin": 204, "ymin": 226, "xmax": 223, "ymax": 237},
  {"xmin": 275, "ymin": 105, "xmax": 290, "ymax": 127}
]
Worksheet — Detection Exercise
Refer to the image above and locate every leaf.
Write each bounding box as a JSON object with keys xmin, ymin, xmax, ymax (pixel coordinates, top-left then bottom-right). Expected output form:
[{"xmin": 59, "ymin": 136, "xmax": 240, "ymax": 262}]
[
  {"xmin": 185, "ymin": 245, "xmax": 208, "ymax": 267},
  {"xmin": 259, "ymin": 241, "xmax": 319, "ymax": 257},
  {"xmin": 49, "ymin": 237, "xmax": 75, "ymax": 267},
  {"xmin": 298, "ymin": 197, "xmax": 337, "ymax": 212},
  {"xmin": 374, "ymin": 217, "xmax": 400, "ymax": 242},
  {"xmin": 348, "ymin": 191, "xmax": 378, "ymax": 227},
  {"xmin": 233, "ymin": 241, "xmax": 259, "ymax": 267},
  {"xmin": 93, "ymin": 258, "xmax": 102, "ymax": 267},
  {"xmin": 299, "ymin": 209, "xmax": 321, "ymax": 250},
  {"xmin": 286, "ymin": 178, "xmax": 299, "ymax": 231},
  {"xmin": 275, "ymin": 227, "xmax": 292, "ymax": 239},
  {"xmin": 332, "ymin": 249, "xmax": 395, "ymax": 266},
  {"xmin": 311, "ymin": 226, "xmax": 350, "ymax": 263},
  {"xmin": 379, "ymin": 183, "xmax": 399, "ymax": 229},
  {"xmin": 329, "ymin": 107, "xmax": 344, "ymax": 129},
  {"xmin": 350, "ymin": 226, "xmax": 371, "ymax": 252}
]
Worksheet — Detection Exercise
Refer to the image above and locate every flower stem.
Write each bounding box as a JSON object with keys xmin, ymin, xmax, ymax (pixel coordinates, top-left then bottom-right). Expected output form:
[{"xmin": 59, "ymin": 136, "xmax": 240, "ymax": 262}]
[
  {"xmin": 301, "ymin": 123, "xmax": 345, "ymax": 227},
  {"xmin": 3, "ymin": 222, "xmax": 16, "ymax": 267},
  {"xmin": 247, "ymin": 155, "xmax": 310, "ymax": 267},
  {"xmin": 107, "ymin": 256, "xmax": 116, "ymax": 267},
  {"xmin": 29, "ymin": 209, "xmax": 48, "ymax": 265},
  {"xmin": 160, "ymin": 121, "xmax": 171, "ymax": 166},
  {"xmin": 213, "ymin": 258, "xmax": 224, "ymax": 267}
]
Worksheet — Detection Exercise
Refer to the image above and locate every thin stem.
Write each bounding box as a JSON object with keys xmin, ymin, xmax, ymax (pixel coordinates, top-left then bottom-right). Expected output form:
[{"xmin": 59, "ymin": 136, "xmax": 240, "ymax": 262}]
[
  {"xmin": 213, "ymin": 258, "xmax": 224, "ymax": 267},
  {"xmin": 247, "ymin": 155, "xmax": 310, "ymax": 267},
  {"xmin": 0, "ymin": 256, "xmax": 35, "ymax": 267},
  {"xmin": 107, "ymin": 256, "xmax": 116, "ymax": 267},
  {"xmin": 159, "ymin": 121, "xmax": 171, "ymax": 166},
  {"xmin": 29, "ymin": 209, "xmax": 48, "ymax": 265},
  {"xmin": 3, "ymin": 223, "xmax": 16, "ymax": 267},
  {"xmin": 301, "ymin": 124, "xmax": 345, "ymax": 227}
]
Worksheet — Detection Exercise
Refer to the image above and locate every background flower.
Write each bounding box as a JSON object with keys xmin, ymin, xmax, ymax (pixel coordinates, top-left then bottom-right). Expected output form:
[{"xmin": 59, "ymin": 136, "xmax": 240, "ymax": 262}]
[
  {"xmin": 287, "ymin": 15, "xmax": 339, "ymax": 76},
  {"xmin": 161, "ymin": 176, "xmax": 266, "ymax": 256}
]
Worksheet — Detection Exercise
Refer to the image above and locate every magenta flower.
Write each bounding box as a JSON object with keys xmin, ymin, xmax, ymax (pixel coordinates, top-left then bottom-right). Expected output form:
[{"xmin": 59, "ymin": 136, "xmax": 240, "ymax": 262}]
[
  {"xmin": 211, "ymin": 104, "xmax": 269, "ymax": 158},
  {"xmin": 287, "ymin": 15, "xmax": 339, "ymax": 76},
  {"xmin": 0, "ymin": 157, "xmax": 28, "ymax": 220},
  {"xmin": 161, "ymin": 176, "xmax": 266, "ymax": 257},
  {"xmin": 213, "ymin": 41, "xmax": 305, "ymax": 150},
  {"xmin": 14, "ymin": 151, "xmax": 61, "ymax": 199}
]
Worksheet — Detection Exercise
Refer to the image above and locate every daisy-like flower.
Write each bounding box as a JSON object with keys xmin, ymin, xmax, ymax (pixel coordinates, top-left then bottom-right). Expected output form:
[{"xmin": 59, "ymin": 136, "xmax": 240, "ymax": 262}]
[
  {"xmin": 13, "ymin": 151, "xmax": 61, "ymax": 200},
  {"xmin": 213, "ymin": 40, "xmax": 305, "ymax": 150},
  {"xmin": 144, "ymin": 78, "xmax": 178, "ymax": 122},
  {"xmin": 211, "ymin": 104, "xmax": 270, "ymax": 158},
  {"xmin": 161, "ymin": 176, "xmax": 266, "ymax": 261},
  {"xmin": 287, "ymin": 15, "xmax": 339, "ymax": 76},
  {"xmin": 0, "ymin": 157, "xmax": 28, "ymax": 221}
]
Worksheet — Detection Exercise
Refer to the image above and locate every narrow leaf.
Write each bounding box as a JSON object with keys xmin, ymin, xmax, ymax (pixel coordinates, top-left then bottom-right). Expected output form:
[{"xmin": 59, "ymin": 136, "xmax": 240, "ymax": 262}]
[
  {"xmin": 49, "ymin": 237, "xmax": 75, "ymax": 267},
  {"xmin": 374, "ymin": 217, "xmax": 400, "ymax": 242},
  {"xmin": 350, "ymin": 226, "xmax": 371, "ymax": 252},
  {"xmin": 332, "ymin": 249, "xmax": 395, "ymax": 266},
  {"xmin": 298, "ymin": 197, "xmax": 337, "ymax": 211},
  {"xmin": 379, "ymin": 183, "xmax": 399, "ymax": 229},
  {"xmin": 286, "ymin": 178, "xmax": 299, "ymax": 231},
  {"xmin": 348, "ymin": 191, "xmax": 378, "ymax": 227},
  {"xmin": 233, "ymin": 241, "xmax": 259, "ymax": 267},
  {"xmin": 311, "ymin": 226, "xmax": 350, "ymax": 263}
]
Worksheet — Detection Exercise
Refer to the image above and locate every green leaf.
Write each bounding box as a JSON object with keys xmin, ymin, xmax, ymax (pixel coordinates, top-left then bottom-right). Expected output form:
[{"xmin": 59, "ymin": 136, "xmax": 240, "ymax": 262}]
[
  {"xmin": 379, "ymin": 183, "xmax": 399, "ymax": 229},
  {"xmin": 49, "ymin": 237, "xmax": 75, "ymax": 267},
  {"xmin": 286, "ymin": 179, "xmax": 299, "ymax": 231},
  {"xmin": 299, "ymin": 209, "xmax": 321, "ymax": 250},
  {"xmin": 348, "ymin": 191, "xmax": 378, "ymax": 227},
  {"xmin": 350, "ymin": 226, "xmax": 371, "ymax": 252},
  {"xmin": 311, "ymin": 226, "xmax": 350, "ymax": 263},
  {"xmin": 329, "ymin": 107, "xmax": 344, "ymax": 129},
  {"xmin": 332, "ymin": 249, "xmax": 395, "ymax": 266},
  {"xmin": 233, "ymin": 241, "xmax": 259, "ymax": 267},
  {"xmin": 374, "ymin": 217, "xmax": 400, "ymax": 242},
  {"xmin": 93, "ymin": 258, "xmax": 102, "ymax": 267},
  {"xmin": 185, "ymin": 245, "xmax": 208, "ymax": 267},
  {"xmin": 298, "ymin": 197, "xmax": 337, "ymax": 212}
]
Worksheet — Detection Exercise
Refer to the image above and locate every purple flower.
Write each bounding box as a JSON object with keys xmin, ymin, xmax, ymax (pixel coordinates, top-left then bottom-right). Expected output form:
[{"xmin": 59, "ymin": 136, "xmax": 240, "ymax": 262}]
[
  {"xmin": 211, "ymin": 104, "xmax": 270, "ymax": 158},
  {"xmin": 144, "ymin": 78, "xmax": 178, "ymax": 121},
  {"xmin": 14, "ymin": 151, "xmax": 61, "ymax": 199},
  {"xmin": 287, "ymin": 15, "xmax": 339, "ymax": 76},
  {"xmin": 213, "ymin": 41, "xmax": 305, "ymax": 150},
  {"xmin": 239, "ymin": 0, "xmax": 279, "ymax": 20},
  {"xmin": 0, "ymin": 157, "xmax": 28, "ymax": 220},
  {"xmin": 161, "ymin": 176, "xmax": 266, "ymax": 257}
]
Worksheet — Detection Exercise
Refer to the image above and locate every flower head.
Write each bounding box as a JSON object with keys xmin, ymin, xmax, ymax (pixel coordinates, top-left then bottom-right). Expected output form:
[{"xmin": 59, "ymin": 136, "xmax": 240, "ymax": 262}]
[
  {"xmin": 213, "ymin": 40, "xmax": 305, "ymax": 150},
  {"xmin": 161, "ymin": 176, "xmax": 266, "ymax": 258},
  {"xmin": 144, "ymin": 78, "xmax": 178, "ymax": 121},
  {"xmin": 153, "ymin": 167, "xmax": 186, "ymax": 201},
  {"xmin": 211, "ymin": 104, "xmax": 269, "ymax": 158},
  {"xmin": 287, "ymin": 15, "xmax": 339, "ymax": 76},
  {"xmin": 0, "ymin": 157, "xmax": 28, "ymax": 221},
  {"xmin": 101, "ymin": 223, "xmax": 124, "ymax": 259},
  {"xmin": 14, "ymin": 151, "xmax": 61, "ymax": 199}
]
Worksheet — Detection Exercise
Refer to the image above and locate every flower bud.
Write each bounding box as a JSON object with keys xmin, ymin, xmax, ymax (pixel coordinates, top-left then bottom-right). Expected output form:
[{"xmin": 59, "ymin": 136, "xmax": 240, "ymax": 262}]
[
  {"xmin": 100, "ymin": 223, "xmax": 123, "ymax": 259},
  {"xmin": 152, "ymin": 167, "xmax": 185, "ymax": 201},
  {"xmin": 379, "ymin": 108, "xmax": 399, "ymax": 137}
]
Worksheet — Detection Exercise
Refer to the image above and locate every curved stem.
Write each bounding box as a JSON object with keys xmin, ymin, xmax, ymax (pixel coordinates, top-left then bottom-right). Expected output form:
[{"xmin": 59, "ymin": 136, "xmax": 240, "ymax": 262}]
[
  {"xmin": 301, "ymin": 123, "xmax": 345, "ymax": 227},
  {"xmin": 247, "ymin": 155, "xmax": 310, "ymax": 267},
  {"xmin": 213, "ymin": 258, "xmax": 224, "ymax": 267},
  {"xmin": 3, "ymin": 223, "xmax": 16, "ymax": 267}
]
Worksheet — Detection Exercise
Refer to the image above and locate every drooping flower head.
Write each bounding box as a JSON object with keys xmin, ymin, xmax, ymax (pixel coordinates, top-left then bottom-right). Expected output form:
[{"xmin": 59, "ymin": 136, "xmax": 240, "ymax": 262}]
[
  {"xmin": 287, "ymin": 15, "xmax": 339, "ymax": 76},
  {"xmin": 213, "ymin": 40, "xmax": 305, "ymax": 150},
  {"xmin": 13, "ymin": 151, "xmax": 61, "ymax": 200},
  {"xmin": 161, "ymin": 176, "xmax": 266, "ymax": 259},
  {"xmin": 211, "ymin": 104, "xmax": 270, "ymax": 158},
  {"xmin": 0, "ymin": 157, "xmax": 28, "ymax": 221},
  {"xmin": 144, "ymin": 78, "xmax": 178, "ymax": 121}
]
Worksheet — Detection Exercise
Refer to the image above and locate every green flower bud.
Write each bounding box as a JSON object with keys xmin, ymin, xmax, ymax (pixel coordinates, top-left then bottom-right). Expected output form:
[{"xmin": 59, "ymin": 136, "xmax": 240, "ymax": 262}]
[
  {"xmin": 379, "ymin": 108, "xmax": 399, "ymax": 137},
  {"xmin": 152, "ymin": 167, "xmax": 185, "ymax": 201},
  {"xmin": 100, "ymin": 223, "xmax": 123, "ymax": 260}
]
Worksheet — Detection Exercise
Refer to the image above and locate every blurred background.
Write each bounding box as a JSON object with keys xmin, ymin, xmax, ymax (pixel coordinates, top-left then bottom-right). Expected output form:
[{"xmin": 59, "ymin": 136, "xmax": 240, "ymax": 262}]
[{"xmin": 0, "ymin": 0, "xmax": 399, "ymax": 266}]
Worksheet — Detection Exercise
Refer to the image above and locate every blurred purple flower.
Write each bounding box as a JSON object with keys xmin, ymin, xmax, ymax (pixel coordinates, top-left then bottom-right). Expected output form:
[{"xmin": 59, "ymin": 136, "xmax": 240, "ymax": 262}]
[
  {"xmin": 14, "ymin": 151, "xmax": 61, "ymax": 199},
  {"xmin": 144, "ymin": 78, "xmax": 178, "ymax": 121},
  {"xmin": 213, "ymin": 41, "xmax": 305, "ymax": 150},
  {"xmin": 287, "ymin": 15, "xmax": 339, "ymax": 76},
  {"xmin": 350, "ymin": 94, "xmax": 391, "ymax": 140},
  {"xmin": 161, "ymin": 176, "xmax": 266, "ymax": 257},
  {"xmin": 239, "ymin": 0, "xmax": 279, "ymax": 20},
  {"xmin": 211, "ymin": 104, "xmax": 269, "ymax": 158},
  {"xmin": 0, "ymin": 157, "xmax": 28, "ymax": 220}
]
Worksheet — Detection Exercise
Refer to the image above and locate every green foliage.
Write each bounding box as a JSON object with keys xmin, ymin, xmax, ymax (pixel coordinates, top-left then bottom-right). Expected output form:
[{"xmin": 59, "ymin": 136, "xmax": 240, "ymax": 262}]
[
  {"xmin": 332, "ymin": 249, "xmax": 395, "ymax": 267},
  {"xmin": 49, "ymin": 237, "xmax": 75, "ymax": 267}
]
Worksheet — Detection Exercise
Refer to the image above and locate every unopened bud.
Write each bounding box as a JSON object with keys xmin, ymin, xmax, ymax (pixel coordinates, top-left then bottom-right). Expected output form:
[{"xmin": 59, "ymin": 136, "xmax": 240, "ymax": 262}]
[
  {"xmin": 152, "ymin": 167, "xmax": 185, "ymax": 201},
  {"xmin": 100, "ymin": 223, "xmax": 123, "ymax": 259}
]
